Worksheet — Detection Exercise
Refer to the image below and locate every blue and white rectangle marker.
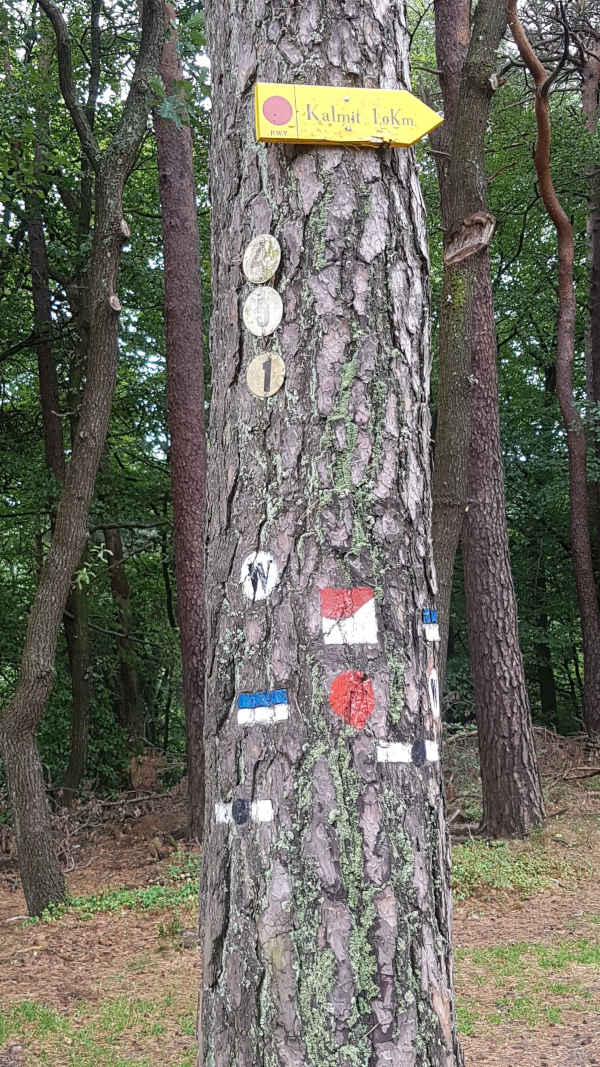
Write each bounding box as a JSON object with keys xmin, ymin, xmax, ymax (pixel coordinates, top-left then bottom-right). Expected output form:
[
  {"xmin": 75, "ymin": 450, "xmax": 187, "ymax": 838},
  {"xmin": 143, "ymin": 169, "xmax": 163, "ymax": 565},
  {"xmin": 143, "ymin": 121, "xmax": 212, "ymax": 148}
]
[
  {"xmin": 423, "ymin": 607, "xmax": 440, "ymax": 642},
  {"xmin": 237, "ymin": 689, "xmax": 289, "ymax": 726}
]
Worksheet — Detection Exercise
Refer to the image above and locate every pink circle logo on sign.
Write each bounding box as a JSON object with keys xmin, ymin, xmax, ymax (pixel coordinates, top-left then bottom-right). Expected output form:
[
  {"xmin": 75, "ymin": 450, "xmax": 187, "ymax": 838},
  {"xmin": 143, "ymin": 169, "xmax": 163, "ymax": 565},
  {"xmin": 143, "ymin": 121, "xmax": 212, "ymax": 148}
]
[{"xmin": 262, "ymin": 95, "xmax": 293, "ymax": 126}]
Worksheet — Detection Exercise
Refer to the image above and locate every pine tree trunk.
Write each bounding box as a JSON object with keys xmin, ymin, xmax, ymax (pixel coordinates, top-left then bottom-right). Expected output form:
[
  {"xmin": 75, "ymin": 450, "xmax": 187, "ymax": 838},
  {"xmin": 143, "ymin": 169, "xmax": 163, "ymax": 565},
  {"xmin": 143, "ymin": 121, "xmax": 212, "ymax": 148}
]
[
  {"xmin": 154, "ymin": 2, "xmax": 207, "ymax": 841},
  {"xmin": 463, "ymin": 256, "xmax": 545, "ymax": 836},
  {"xmin": 199, "ymin": 2, "xmax": 463, "ymax": 1063}
]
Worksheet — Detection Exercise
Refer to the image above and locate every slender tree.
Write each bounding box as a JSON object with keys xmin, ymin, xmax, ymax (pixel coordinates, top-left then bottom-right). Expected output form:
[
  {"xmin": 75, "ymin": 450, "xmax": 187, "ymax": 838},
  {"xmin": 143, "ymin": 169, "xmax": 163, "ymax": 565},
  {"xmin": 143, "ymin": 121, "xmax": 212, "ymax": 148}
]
[
  {"xmin": 199, "ymin": 0, "xmax": 463, "ymax": 1063},
  {"xmin": 154, "ymin": 2, "xmax": 207, "ymax": 841},
  {"xmin": 508, "ymin": 0, "xmax": 600, "ymax": 737},
  {"xmin": 0, "ymin": 0, "xmax": 164, "ymax": 915}
]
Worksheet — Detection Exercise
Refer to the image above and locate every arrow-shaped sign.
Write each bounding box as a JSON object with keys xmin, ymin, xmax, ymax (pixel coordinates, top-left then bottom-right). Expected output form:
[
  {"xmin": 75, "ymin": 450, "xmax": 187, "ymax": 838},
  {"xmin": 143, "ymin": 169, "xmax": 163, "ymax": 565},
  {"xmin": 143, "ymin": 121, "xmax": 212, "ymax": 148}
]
[{"xmin": 255, "ymin": 82, "xmax": 443, "ymax": 148}]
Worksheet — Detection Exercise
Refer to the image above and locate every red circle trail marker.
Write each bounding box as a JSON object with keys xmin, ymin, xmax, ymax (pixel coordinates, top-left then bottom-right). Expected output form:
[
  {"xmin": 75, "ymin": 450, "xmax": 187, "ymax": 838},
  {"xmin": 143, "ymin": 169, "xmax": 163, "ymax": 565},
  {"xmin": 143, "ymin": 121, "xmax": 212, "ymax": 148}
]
[
  {"xmin": 329, "ymin": 670, "xmax": 375, "ymax": 730},
  {"xmin": 262, "ymin": 95, "xmax": 293, "ymax": 126}
]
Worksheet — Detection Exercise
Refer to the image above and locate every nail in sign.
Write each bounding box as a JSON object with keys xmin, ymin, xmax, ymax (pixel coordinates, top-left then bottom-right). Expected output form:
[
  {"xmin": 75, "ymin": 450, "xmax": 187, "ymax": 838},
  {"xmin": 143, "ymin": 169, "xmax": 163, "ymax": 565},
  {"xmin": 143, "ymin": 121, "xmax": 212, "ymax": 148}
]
[
  {"xmin": 243, "ymin": 286, "xmax": 283, "ymax": 337},
  {"xmin": 243, "ymin": 234, "xmax": 281, "ymax": 284},
  {"xmin": 247, "ymin": 353, "xmax": 285, "ymax": 398},
  {"xmin": 329, "ymin": 670, "xmax": 375, "ymax": 730},
  {"xmin": 240, "ymin": 551, "xmax": 279, "ymax": 601}
]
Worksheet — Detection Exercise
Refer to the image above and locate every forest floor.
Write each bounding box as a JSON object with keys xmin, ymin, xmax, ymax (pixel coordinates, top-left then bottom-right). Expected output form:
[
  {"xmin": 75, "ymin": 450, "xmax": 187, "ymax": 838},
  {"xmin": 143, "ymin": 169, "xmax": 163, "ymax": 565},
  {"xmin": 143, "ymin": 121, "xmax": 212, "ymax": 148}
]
[{"xmin": 0, "ymin": 730, "xmax": 598, "ymax": 1066}]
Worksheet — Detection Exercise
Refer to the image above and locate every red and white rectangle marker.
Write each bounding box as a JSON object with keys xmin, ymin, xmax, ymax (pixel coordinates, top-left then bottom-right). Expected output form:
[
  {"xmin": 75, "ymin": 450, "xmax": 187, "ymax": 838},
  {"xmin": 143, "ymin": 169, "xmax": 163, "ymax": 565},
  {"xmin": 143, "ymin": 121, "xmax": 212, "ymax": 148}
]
[{"xmin": 320, "ymin": 587, "xmax": 378, "ymax": 645}]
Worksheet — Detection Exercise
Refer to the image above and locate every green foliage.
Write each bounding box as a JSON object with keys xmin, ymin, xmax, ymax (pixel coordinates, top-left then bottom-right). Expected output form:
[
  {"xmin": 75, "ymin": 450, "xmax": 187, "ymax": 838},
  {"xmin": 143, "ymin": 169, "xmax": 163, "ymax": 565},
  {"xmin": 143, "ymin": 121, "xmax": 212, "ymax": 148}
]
[
  {"xmin": 28, "ymin": 848, "xmax": 200, "ymax": 924},
  {"xmin": 451, "ymin": 838, "xmax": 579, "ymax": 901}
]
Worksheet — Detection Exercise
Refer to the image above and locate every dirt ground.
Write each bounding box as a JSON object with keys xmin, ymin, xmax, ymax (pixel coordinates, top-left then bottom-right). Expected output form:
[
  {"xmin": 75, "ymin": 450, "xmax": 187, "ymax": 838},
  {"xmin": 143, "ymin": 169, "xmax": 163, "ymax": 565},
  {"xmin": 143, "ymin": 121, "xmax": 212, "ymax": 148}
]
[{"xmin": 0, "ymin": 732, "xmax": 598, "ymax": 1065}]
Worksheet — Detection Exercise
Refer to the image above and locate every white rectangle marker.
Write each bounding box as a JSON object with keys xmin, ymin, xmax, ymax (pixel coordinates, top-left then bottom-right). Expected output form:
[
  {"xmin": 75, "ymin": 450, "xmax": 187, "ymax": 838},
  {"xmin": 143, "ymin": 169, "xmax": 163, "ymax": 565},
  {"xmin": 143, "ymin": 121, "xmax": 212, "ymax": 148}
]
[
  {"xmin": 215, "ymin": 800, "xmax": 274, "ymax": 824},
  {"xmin": 376, "ymin": 740, "xmax": 439, "ymax": 764},
  {"xmin": 376, "ymin": 742, "xmax": 412, "ymax": 763}
]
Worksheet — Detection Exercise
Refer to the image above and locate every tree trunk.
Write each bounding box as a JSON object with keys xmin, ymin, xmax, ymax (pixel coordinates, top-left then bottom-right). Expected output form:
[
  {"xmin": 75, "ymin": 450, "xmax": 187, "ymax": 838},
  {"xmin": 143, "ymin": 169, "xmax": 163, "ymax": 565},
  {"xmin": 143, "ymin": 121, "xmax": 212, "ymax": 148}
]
[
  {"xmin": 431, "ymin": 0, "xmax": 507, "ymax": 685},
  {"xmin": 26, "ymin": 129, "xmax": 91, "ymax": 805},
  {"xmin": 0, "ymin": 0, "xmax": 164, "ymax": 914},
  {"xmin": 62, "ymin": 579, "xmax": 91, "ymax": 798},
  {"xmin": 199, "ymin": 1, "xmax": 463, "ymax": 1063},
  {"xmin": 463, "ymin": 255, "xmax": 545, "ymax": 836},
  {"xmin": 583, "ymin": 52, "xmax": 600, "ymax": 573},
  {"xmin": 508, "ymin": 2, "xmax": 600, "ymax": 737},
  {"xmin": 1, "ymin": 731, "xmax": 64, "ymax": 916},
  {"xmin": 432, "ymin": 0, "xmax": 543, "ymax": 836},
  {"xmin": 104, "ymin": 525, "xmax": 144, "ymax": 749},
  {"xmin": 154, "ymin": 2, "xmax": 207, "ymax": 842}
]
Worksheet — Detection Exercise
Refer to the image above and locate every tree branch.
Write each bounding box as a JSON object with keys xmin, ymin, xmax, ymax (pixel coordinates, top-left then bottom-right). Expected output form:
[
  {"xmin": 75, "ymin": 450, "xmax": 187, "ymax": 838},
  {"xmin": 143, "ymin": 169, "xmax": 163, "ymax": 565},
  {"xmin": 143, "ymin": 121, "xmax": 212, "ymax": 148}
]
[{"xmin": 35, "ymin": 0, "xmax": 101, "ymax": 171}]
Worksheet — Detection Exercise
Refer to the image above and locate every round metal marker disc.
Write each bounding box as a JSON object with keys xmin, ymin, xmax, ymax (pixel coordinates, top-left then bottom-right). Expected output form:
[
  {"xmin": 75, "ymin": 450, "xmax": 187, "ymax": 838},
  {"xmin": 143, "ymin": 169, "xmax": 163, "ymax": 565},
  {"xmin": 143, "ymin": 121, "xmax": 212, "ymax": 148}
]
[
  {"xmin": 243, "ymin": 234, "xmax": 281, "ymax": 284},
  {"xmin": 242, "ymin": 286, "xmax": 283, "ymax": 337},
  {"xmin": 247, "ymin": 353, "xmax": 285, "ymax": 398}
]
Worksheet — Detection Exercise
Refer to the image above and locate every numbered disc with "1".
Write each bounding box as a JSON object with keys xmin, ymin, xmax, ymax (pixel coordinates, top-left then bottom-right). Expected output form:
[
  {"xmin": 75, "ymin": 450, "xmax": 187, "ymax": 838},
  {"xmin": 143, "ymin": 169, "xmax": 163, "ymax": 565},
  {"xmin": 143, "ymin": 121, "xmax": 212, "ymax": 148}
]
[
  {"xmin": 247, "ymin": 353, "xmax": 285, "ymax": 398},
  {"xmin": 242, "ymin": 286, "xmax": 283, "ymax": 337}
]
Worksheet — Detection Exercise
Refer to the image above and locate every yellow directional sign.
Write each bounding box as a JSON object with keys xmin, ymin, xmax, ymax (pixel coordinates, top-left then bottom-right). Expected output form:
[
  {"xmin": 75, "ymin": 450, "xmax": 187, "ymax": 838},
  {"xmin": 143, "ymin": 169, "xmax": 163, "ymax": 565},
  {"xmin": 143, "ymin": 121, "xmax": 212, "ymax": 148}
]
[{"xmin": 255, "ymin": 83, "xmax": 442, "ymax": 148}]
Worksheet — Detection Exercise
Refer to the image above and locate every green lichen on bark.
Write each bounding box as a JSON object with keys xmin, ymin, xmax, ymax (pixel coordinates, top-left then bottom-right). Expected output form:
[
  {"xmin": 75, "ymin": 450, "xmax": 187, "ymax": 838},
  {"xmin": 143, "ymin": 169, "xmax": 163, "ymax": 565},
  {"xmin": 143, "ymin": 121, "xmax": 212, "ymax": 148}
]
[{"xmin": 386, "ymin": 650, "xmax": 405, "ymax": 725}]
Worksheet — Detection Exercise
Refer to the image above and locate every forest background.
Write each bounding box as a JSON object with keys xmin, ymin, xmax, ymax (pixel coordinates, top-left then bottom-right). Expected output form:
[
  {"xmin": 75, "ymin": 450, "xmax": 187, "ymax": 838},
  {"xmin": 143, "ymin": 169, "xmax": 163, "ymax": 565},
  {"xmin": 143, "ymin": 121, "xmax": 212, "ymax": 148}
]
[{"xmin": 0, "ymin": 0, "xmax": 597, "ymax": 815}]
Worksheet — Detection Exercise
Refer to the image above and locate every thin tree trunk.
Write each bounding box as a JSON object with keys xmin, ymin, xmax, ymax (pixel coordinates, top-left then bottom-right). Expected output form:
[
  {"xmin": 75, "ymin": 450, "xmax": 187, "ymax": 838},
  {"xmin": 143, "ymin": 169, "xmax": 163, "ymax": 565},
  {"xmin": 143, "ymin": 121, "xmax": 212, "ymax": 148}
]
[
  {"xmin": 583, "ymin": 51, "xmax": 600, "ymax": 571},
  {"xmin": 0, "ymin": 0, "xmax": 164, "ymax": 915},
  {"xmin": 62, "ymin": 580, "xmax": 91, "ymax": 797},
  {"xmin": 104, "ymin": 525, "xmax": 144, "ymax": 749},
  {"xmin": 154, "ymin": 2, "xmax": 206, "ymax": 841},
  {"xmin": 508, "ymin": 2, "xmax": 600, "ymax": 737},
  {"xmin": 26, "ymin": 117, "xmax": 91, "ymax": 806},
  {"xmin": 199, "ymin": 1, "xmax": 463, "ymax": 1062},
  {"xmin": 463, "ymin": 255, "xmax": 545, "ymax": 835}
]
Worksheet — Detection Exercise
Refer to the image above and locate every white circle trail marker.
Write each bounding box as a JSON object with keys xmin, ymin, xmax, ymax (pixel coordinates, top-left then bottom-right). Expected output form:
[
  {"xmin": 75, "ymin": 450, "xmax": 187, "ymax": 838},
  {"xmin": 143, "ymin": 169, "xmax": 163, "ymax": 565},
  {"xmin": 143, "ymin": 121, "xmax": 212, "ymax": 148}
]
[
  {"xmin": 247, "ymin": 353, "xmax": 285, "ymax": 398},
  {"xmin": 243, "ymin": 235, "xmax": 281, "ymax": 283},
  {"xmin": 242, "ymin": 286, "xmax": 283, "ymax": 337},
  {"xmin": 240, "ymin": 550, "xmax": 279, "ymax": 601}
]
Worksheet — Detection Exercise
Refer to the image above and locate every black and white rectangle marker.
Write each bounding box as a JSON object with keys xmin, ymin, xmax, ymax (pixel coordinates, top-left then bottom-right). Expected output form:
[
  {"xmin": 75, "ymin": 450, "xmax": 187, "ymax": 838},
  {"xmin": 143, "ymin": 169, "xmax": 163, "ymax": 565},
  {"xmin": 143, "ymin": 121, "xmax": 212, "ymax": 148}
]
[{"xmin": 215, "ymin": 800, "xmax": 274, "ymax": 824}]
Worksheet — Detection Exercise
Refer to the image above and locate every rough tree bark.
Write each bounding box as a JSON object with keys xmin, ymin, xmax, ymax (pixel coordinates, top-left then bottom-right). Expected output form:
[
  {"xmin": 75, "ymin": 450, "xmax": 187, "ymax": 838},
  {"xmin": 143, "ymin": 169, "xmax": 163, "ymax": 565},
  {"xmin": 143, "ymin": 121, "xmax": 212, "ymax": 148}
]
[
  {"xmin": 199, "ymin": 0, "xmax": 463, "ymax": 1063},
  {"xmin": 432, "ymin": 0, "xmax": 543, "ymax": 834},
  {"xmin": 154, "ymin": 2, "xmax": 207, "ymax": 841},
  {"xmin": 463, "ymin": 257, "xmax": 544, "ymax": 835},
  {"xmin": 430, "ymin": 0, "xmax": 504, "ymax": 685},
  {"xmin": 0, "ymin": 0, "xmax": 164, "ymax": 915},
  {"xmin": 104, "ymin": 525, "xmax": 144, "ymax": 749},
  {"xmin": 508, "ymin": 1, "xmax": 600, "ymax": 737}
]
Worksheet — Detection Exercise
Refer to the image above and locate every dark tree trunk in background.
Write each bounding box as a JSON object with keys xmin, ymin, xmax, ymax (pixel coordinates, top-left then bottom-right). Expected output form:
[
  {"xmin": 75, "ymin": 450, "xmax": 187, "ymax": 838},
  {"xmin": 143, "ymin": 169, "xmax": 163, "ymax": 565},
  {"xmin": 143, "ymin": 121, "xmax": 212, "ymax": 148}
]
[
  {"xmin": 583, "ymin": 51, "xmax": 600, "ymax": 574},
  {"xmin": 463, "ymin": 257, "xmax": 545, "ymax": 835},
  {"xmin": 0, "ymin": 0, "xmax": 164, "ymax": 915},
  {"xmin": 62, "ymin": 581, "xmax": 91, "ymax": 797},
  {"xmin": 431, "ymin": 0, "xmax": 505, "ymax": 686},
  {"xmin": 154, "ymin": 2, "xmax": 206, "ymax": 842},
  {"xmin": 104, "ymin": 525, "xmax": 144, "ymax": 750},
  {"xmin": 199, "ymin": 0, "xmax": 463, "ymax": 1063},
  {"xmin": 509, "ymin": 2, "xmax": 600, "ymax": 738},
  {"xmin": 27, "ymin": 173, "xmax": 92, "ymax": 806},
  {"xmin": 432, "ymin": 0, "xmax": 543, "ymax": 836}
]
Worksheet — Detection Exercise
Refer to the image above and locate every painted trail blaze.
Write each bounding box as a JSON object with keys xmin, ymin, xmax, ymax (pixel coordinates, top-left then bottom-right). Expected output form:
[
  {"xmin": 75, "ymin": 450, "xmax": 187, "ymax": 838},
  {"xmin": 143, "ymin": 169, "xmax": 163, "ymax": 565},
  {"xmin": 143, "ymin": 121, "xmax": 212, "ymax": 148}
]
[
  {"xmin": 320, "ymin": 586, "xmax": 377, "ymax": 645},
  {"xmin": 329, "ymin": 670, "xmax": 375, "ymax": 729}
]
